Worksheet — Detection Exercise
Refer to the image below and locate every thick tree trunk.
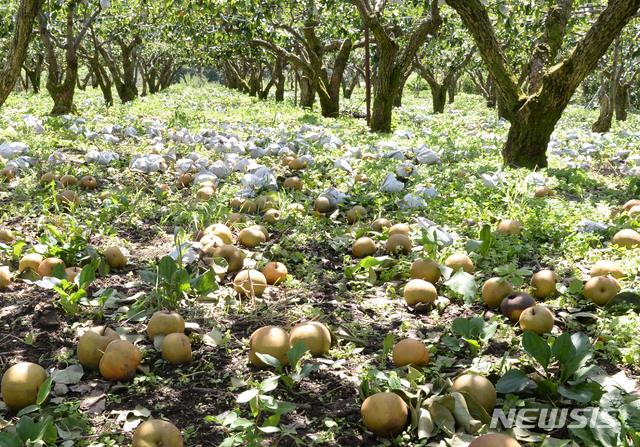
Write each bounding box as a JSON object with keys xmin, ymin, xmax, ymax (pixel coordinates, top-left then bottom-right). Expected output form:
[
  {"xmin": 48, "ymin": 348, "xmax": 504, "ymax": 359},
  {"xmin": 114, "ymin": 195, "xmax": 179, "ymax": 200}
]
[
  {"xmin": 393, "ymin": 68, "xmax": 412, "ymax": 107},
  {"xmin": 448, "ymin": 73, "xmax": 457, "ymax": 104},
  {"xmin": 502, "ymin": 99, "xmax": 562, "ymax": 168},
  {"xmin": 592, "ymin": 93, "xmax": 612, "ymax": 132},
  {"xmin": 274, "ymin": 58, "xmax": 285, "ymax": 102},
  {"xmin": 447, "ymin": 0, "xmax": 640, "ymax": 168},
  {"xmin": 344, "ymin": 70, "xmax": 360, "ymax": 99},
  {"xmin": 0, "ymin": 0, "xmax": 45, "ymax": 108},
  {"xmin": 300, "ymin": 75, "xmax": 315, "ymax": 109}
]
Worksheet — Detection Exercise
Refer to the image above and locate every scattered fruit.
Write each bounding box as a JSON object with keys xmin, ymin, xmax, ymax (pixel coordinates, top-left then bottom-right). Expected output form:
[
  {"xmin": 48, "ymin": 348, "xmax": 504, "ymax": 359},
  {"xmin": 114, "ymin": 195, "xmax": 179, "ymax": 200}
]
[
  {"xmin": 501, "ymin": 292, "xmax": 536, "ymax": 322},
  {"xmin": 534, "ymin": 186, "xmax": 554, "ymax": 197},
  {"xmin": 584, "ymin": 275, "xmax": 620, "ymax": 306},
  {"xmin": 283, "ymin": 177, "xmax": 302, "ymax": 190},
  {"xmin": 205, "ymin": 224, "xmax": 233, "ymax": 244},
  {"xmin": 1, "ymin": 362, "xmax": 48, "ymax": 411},
  {"xmin": 612, "ymin": 229, "xmax": 640, "ymax": 249},
  {"xmin": 354, "ymin": 173, "xmax": 368, "ymax": 183},
  {"xmin": 410, "ymin": 258, "xmax": 441, "ymax": 284},
  {"xmin": 77, "ymin": 326, "xmax": 120, "ymax": 370},
  {"xmin": 196, "ymin": 186, "xmax": 215, "ymax": 200},
  {"xmin": 352, "ymin": 236, "xmax": 376, "ymax": 257},
  {"xmin": 60, "ymin": 174, "xmax": 77, "ymax": 187},
  {"xmin": 530, "ymin": 269, "xmax": 560, "ymax": 299},
  {"xmin": 104, "ymin": 247, "xmax": 127, "ymax": 268},
  {"xmin": 234, "ymin": 270, "xmax": 268, "ymax": 296},
  {"xmin": 590, "ymin": 260, "xmax": 624, "ymax": 279},
  {"xmin": 444, "ymin": 253, "xmax": 474, "ymax": 274},
  {"xmin": 38, "ymin": 257, "xmax": 66, "ymax": 279},
  {"xmin": 392, "ymin": 339, "xmax": 429, "ymax": 367},
  {"xmin": 19, "ymin": 253, "xmax": 43, "ymax": 273},
  {"xmin": 262, "ymin": 209, "xmax": 281, "ymax": 224},
  {"xmin": 212, "ymin": 245, "xmax": 244, "ymax": 272},
  {"xmin": 388, "ymin": 223, "xmax": 410, "ymax": 237},
  {"xmin": 40, "ymin": 172, "xmax": 58, "ymax": 185},
  {"xmin": 386, "ymin": 233, "xmax": 412, "ymax": 255},
  {"xmin": 450, "ymin": 374, "xmax": 496, "ymax": 413},
  {"xmin": 0, "ymin": 266, "xmax": 10, "ymax": 289},
  {"xmin": 289, "ymin": 322, "xmax": 331, "ymax": 356},
  {"xmin": 314, "ymin": 197, "xmax": 331, "ymax": 213},
  {"xmin": 347, "ymin": 205, "xmax": 367, "ymax": 224},
  {"xmin": 162, "ymin": 333, "xmax": 192, "ymax": 365},
  {"xmin": 404, "ymin": 279, "xmax": 437, "ymax": 305},
  {"xmin": 80, "ymin": 175, "xmax": 97, "ymax": 189},
  {"xmin": 131, "ymin": 420, "xmax": 183, "ymax": 447},
  {"xmin": 519, "ymin": 305, "xmax": 555, "ymax": 335},
  {"xmin": 56, "ymin": 190, "xmax": 80, "ymax": 206},
  {"xmin": 262, "ymin": 261, "xmax": 288, "ymax": 285},
  {"xmin": 496, "ymin": 219, "xmax": 522, "ymax": 235},
  {"xmin": 147, "ymin": 311, "xmax": 186, "ymax": 341},
  {"xmin": 360, "ymin": 392, "xmax": 408, "ymax": 437},
  {"xmin": 482, "ymin": 277, "xmax": 514, "ymax": 309},
  {"xmin": 371, "ymin": 218, "xmax": 392, "ymax": 232},
  {"xmin": 238, "ymin": 227, "xmax": 266, "ymax": 247},
  {"xmin": 0, "ymin": 228, "xmax": 15, "ymax": 241},
  {"xmin": 249, "ymin": 326, "xmax": 290, "ymax": 367},
  {"xmin": 99, "ymin": 340, "xmax": 142, "ymax": 381}
]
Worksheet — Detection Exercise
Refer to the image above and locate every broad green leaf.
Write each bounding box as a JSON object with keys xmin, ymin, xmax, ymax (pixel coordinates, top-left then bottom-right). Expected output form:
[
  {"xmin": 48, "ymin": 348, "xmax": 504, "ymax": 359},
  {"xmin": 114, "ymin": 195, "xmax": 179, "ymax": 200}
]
[
  {"xmin": 37, "ymin": 377, "xmax": 53, "ymax": 405},
  {"xmin": 465, "ymin": 239, "xmax": 483, "ymax": 254},
  {"xmin": 451, "ymin": 318, "xmax": 472, "ymax": 338},
  {"xmin": 76, "ymin": 264, "xmax": 96, "ymax": 289},
  {"xmin": 51, "ymin": 262, "xmax": 67, "ymax": 279},
  {"xmin": 496, "ymin": 369, "xmax": 534, "ymax": 394},
  {"xmin": 382, "ymin": 333, "xmax": 394, "ymax": 354},
  {"xmin": 620, "ymin": 400, "xmax": 640, "ymax": 431},
  {"xmin": 571, "ymin": 332, "xmax": 591, "ymax": 354},
  {"xmin": 444, "ymin": 269, "xmax": 477, "ymax": 306},
  {"xmin": 568, "ymin": 279, "xmax": 583, "ymax": 294},
  {"xmin": 442, "ymin": 336, "xmax": 461, "ymax": 352},
  {"xmin": 604, "ymin": 292, "xmax": 640, "ymax": 310},
  {"xmin": 522, "ymin": 330, "xmax": 551, "ymax": 370},
  {"xmin": 552, "ymin": 332, "xmax": 576, "ymax": 365},
  {"xmin": 0, "ymin": 433, "xmax": 21, "ymax": 447},
  {"xmin": 288, "ymin": 341, "xmax": 308, "ymax": 369},
  {"xmin": 273, "ymin": 402, "xmax": 298, "ymax": 414},
  {"xmin": 479, "ymin": 320, "xmax": 498, "ymax": 342},
  {"xmin": 158, "ymin": 256, "xmax": 177, "ymax": 281},
  {"xmin": 16, "ymin": 405, "xmax": 39, "ymax": 416},
  {"xmin": 258, "ymin": 426, "xmax": 281, "ymax": 433},
  {"xmin": 292, "ymin": 363, "xmax": 319, "ymax": 381},
  {"xmin": 229, "ymin": 417, "xmax": 254, "ymax": 429},
  {"xmin": 557, "ymin": 383, "xmax": 594, "ymax": 403},
  {"xmin": 255, "ymin": 353, "xmax": 281, "ymax": 368},
  {"xmin": 16, "ymin": 416, "xmax": 36, "ymax": 443},
  {"xmin": 237, "ymin": 389, "xmax": 258, "ymax": 403},
  {"xmin": 260, "ymin": 376, "xmax": 280, "ymax": 392},
  {"xmin": 357, "ymin": 256, "xmax": 381, "ymax": 269}
]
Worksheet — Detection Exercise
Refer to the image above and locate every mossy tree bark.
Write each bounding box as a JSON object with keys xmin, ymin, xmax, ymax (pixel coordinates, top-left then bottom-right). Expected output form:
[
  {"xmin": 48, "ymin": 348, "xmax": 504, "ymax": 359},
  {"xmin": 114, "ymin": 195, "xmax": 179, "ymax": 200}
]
[
  {"xmin": 23, "ymin": 52, "xmax": 44, "ymax": 94},
  {"xmin": 350, "ymin": 0, "xmax": 442, "ymax": 132},
  {"xmin": 446, "ymin": 0, "xmax": 640, "ymax": 168},
  {"xmin": 0, "ymin": 0, "xmax": 45, "ymax": 108}
]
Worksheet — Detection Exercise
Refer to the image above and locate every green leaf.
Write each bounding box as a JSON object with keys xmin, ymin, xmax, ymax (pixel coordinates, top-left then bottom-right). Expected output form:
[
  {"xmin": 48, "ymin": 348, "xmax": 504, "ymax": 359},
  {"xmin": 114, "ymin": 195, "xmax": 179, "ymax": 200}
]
[
  {"xmin": 604, "ymin": 292, "xmax": 640, "ymax": 310},
  {"xmin": 0, "ymin": 433, "xmax": 21, "ymax": 447},
  {"xmin": 237, "ymin": 389, "xmax": 258, "ymax": 403},
  {"xmin": 382, "ymin": 333, "xmax": 394, "ymax": 354},
  {"xmin": 357, "ymin": 256, "xmax": 381, "ymax": 269},
  {"xmin": 452, "ymin": 318, "xmax": 472, "ymax": 338},
  {"xmin": 76, "ymin": 264, "xmax": 95, "ymax": 289},
  {"xmin": 388, "ymin": 373, "xmax": 402, "ymax": 390},
  {"xmin": 571, "ymin": 332, "xmax": 591, "ymax": 354},
  {"xmin": 522, "ymin": 330, "xmax": 551, "ymax": 370},
  {"xmin": 229, "ymin": 417, "xmax": 254, "ymax": 429},
  {"xmin": 51, "ymin": 262, "xmax": 67, "ymax": 279},
  {"xmin": 262, "ymin": 413, "xmax": 280, "ymax": 427},
  {"xmin": 465, "ymin": 239, "xmax": 483, "ymax": 254},
  {"xmin": 16, "ymin": 416, "xmax": 35, "ymax": 443},
  {"xmin": 515, "ymin": 267, "xmax": 533, "ymax": 276},
  {"xmin": 158, "ymin": 256, "xmax": 177, "ymax": 281},
  {"xmin": 494, "ymin": 265, "xmax": 510, "ymax": 276},
  {"xmin": 496, "ymin": 369, "xmax": 534, "ymax": 394},
  {"xmin": 273, "ymin": 402, "xmax": 297, "ymax": 414},
  {"xmin": 568, "ymin": 279, "xmax": 583, "ymax": 294},
  {"xmin": 442, "ymin": 336, "xmax": 461, "ymax": 352},
  {"xmin": 444, "ymin": 269, "xmax": 477, "ymax": 306},
  {"xmin": 479, "ymin": 320, "xmax": 498, "ymax": 342},
  {"xmin": 194, "ymin": 269, "xmax": 218, "ymax": 293},
  {"xmin": 428, "ymin": 401, "xmax": 455, "ymax": 436},
  {"xmin": 557, "ymin": 383, "xmax": 594, "ymax": 403},
  {"xmin": 552, "ymin": 332, "xmax": 576, "ymax": 365},
  {"xmin": 288, "ymin": 341, "xmax": 308, "ymax": 369},
  {"xmin": 139, "ymin": 269, "xmax": 156, "ymax": 284},
  {"xmin": 292, "ymin": 363, "xmax": 319, "ymax": 381},
  {"xmin": 16, "ymin": 405, "xmax": 39, "ymax": 416},
  {"xmin": 256, "ymin": 353, "xmax": 281, "ymax": 368},
  {"xmin": 258, "ymin": 426, "xmax": 281, "ymax": 433},
  {"xmin": 36, "ymin": 377, "xmax": 52, "ymax": 405},
  {"xmin": 620, "ymin": 400, "xmax": 640, "ymax": 431}
]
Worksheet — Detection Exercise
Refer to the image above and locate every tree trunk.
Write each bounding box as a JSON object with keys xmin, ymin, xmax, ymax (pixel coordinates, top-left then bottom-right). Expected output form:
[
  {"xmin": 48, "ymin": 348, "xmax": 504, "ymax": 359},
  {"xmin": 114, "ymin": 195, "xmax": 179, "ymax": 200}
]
[
  {"xmin": 446, "ymin": 0, "xmax": 640, "ymax": 168},
  {"xmin": 448, "ymin": 73, "xmax": 457, "ymax": 103},
  {"xmin": 300, "ymin": 75, "xmax": 315, "ymax": 109},
  {"xmin": 502, "ymin": 99, "xmax": 562, "ymax": 168},
  {"xmin": 274, "ymin": 58, "xmax": 285, "ymax": 102},
  {"xmin": 393, "ymin": 68, "xmax": 412, "ymax": 107},
  {"xmin": 0, "ymin": 0, "xmax": 45, "ymax": 108},
  {"xmin": 24, "ymin": 53, "xmax": 44, "ymax": 94},
  {"xmin": 616, "ymin": 81, "xmax": 629, "ymax": 121},
  {"xmin": 344, "ymin": 70, "xmax": 360, "ymax": 99},
  {"xmin": 592, "ymin": 93, "xmax": 612, "ymax": 132}
]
